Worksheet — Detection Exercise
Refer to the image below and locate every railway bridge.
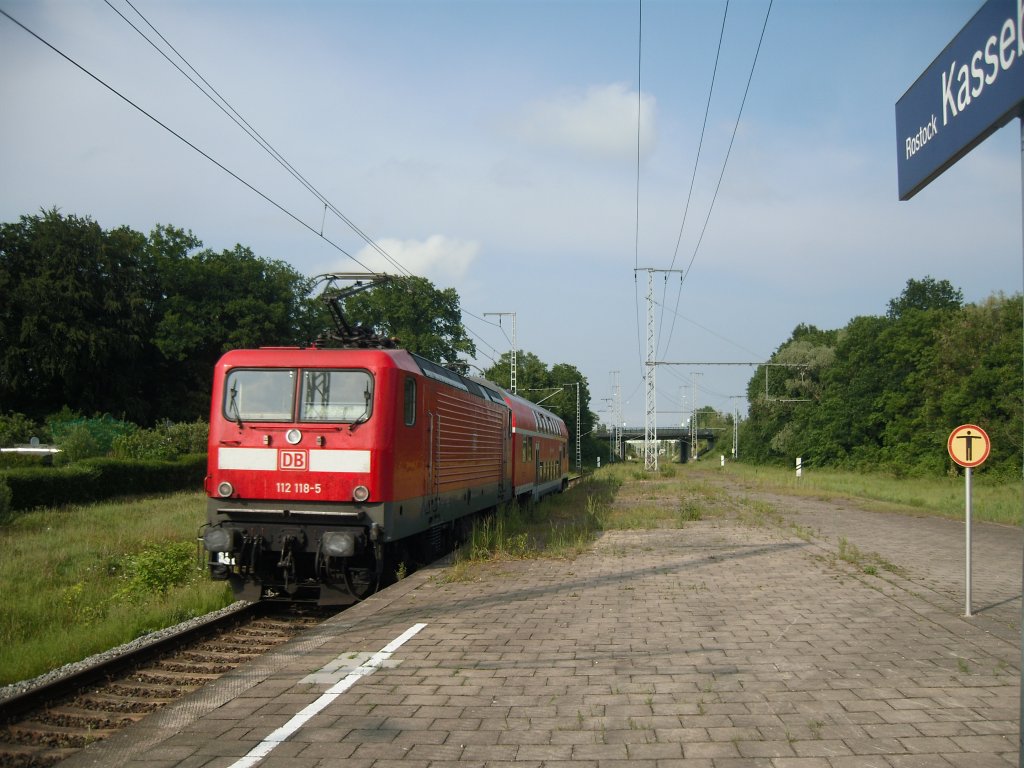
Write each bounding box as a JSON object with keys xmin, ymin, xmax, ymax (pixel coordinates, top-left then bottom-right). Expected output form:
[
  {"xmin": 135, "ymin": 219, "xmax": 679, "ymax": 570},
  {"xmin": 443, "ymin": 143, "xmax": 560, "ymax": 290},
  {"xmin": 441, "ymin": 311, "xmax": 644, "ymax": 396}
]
[{"xmin": 594, "ymin": 426, "xmax": 719, "ymax": 463}]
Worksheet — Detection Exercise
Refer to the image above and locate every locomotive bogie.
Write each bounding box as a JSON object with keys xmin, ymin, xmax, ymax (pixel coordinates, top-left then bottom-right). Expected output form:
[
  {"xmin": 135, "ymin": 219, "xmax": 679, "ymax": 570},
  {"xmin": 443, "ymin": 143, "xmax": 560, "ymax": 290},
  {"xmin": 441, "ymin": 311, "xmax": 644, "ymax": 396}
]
[{"xmin": 202, "ymin": 507, "xmax": 381, "ymax": 604}]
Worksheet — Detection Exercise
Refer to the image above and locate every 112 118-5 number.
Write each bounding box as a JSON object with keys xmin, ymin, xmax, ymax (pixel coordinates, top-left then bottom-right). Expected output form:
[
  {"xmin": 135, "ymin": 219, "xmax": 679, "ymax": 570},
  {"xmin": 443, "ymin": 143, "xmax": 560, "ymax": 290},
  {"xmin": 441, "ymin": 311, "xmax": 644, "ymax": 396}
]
[{"xmin": 275, "ymin": 482, "xmax": 322, "ymax": 494}]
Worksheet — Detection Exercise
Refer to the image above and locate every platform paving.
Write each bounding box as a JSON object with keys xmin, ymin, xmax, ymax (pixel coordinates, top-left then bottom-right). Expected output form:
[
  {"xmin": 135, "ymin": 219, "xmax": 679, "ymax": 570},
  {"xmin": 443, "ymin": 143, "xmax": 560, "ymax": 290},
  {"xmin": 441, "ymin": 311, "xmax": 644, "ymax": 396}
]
[{"xmin": 62, "ymin": 468, "xmax": 1021, "ymax": 767}]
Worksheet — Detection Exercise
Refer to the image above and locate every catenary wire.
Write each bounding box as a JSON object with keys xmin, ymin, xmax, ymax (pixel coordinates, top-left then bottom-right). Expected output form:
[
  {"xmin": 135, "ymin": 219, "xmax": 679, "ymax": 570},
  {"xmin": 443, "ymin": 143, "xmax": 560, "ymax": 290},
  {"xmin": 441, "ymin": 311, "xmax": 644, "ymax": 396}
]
[
  {"xmin": 97, "ymin": 2, "xmax": 502, "ymax": 373},
  {"xmin": 0, "ymin": 7, "xmax": 376, "ymax": 273},
  {"xmin": 659, "ymin": 0, "xmax": 729, "ymax": 356},
  {"xmin": 677, "ymin": 0, "xmax": 772, "ymax": 289},
  {"xmin": 106, "ymin": 0, "xmax": 411, "ymax": 278},
  {"xmin": 462, "ymin": 309, "xmax": 510, "ymax": 355},
  {"xmin": 633, "ymin": 0, "xmax": 645, "ymax": 379},
  {"xmin": 654, "ymin": 298, "xmax": 766, "ymax": 360}
]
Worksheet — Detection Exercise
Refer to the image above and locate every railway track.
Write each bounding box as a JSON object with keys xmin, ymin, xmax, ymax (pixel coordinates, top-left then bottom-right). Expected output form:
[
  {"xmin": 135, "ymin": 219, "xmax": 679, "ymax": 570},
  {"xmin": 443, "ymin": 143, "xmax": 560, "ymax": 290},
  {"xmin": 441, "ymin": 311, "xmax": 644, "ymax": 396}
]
[{"xmin": 0, "ymin": 603, "xmax": 334, "ymax": 768}]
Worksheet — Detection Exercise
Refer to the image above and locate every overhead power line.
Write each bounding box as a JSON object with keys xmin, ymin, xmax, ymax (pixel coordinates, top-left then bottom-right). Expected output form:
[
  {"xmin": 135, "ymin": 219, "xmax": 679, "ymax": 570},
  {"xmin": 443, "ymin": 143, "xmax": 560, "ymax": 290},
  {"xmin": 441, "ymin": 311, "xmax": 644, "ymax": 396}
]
[
  {"xmin": 653, "ymin": 297, "xmax": 765, "ymax": 359},
  {"xmin": 463, "ymin": 309, "xmax": 512, "ymax": 348},
  {"xmin": 667, "ymin": 0, "xmax": 729, "ymax": 276},
  {"xmin": 632, "ymin": 0, "xmax": 646, "ymax": 379},
  {"xmin": 678, "ymin": 0, "xmax": 773, "ymax": 287},
  {"xmin": 0, "ymin": 7, "xmax": 379, "ymax": 274},
  {"xmin": 2, "ymin": 4, "xmax": 413, "ymax": 280},
  {"xmin": 105, "ymin": 0, "xmax": 411, "ymax": 278},
  {"xmin": 660, "ymin": 0, "xmax": 730, "ymax": 356}
]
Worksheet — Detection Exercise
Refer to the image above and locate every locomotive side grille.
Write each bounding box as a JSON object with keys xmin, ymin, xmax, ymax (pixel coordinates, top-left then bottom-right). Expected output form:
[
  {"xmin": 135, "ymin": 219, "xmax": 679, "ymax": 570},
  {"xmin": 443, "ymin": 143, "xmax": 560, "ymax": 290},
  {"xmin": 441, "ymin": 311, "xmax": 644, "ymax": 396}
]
[{"xmin": 434, "ymin": 389, "xmax": 505, "ymax": 489}]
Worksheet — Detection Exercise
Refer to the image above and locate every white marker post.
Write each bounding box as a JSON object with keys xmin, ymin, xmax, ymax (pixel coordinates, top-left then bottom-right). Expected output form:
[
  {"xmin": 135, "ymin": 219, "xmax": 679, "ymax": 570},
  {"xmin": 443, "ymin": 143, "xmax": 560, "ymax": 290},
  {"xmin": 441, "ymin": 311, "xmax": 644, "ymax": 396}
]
[{"xmin": 947, "ymin": 424, "xmax": 991, "ymax": 618}]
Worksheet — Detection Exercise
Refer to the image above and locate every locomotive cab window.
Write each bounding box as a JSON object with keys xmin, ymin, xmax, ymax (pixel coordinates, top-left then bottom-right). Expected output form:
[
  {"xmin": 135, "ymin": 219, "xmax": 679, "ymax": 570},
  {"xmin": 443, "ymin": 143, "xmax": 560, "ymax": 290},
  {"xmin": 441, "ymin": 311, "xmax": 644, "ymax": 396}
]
[
  {"xmin": 403, "ymin": 377, "xmax": 416, "ymax": 426},
  {"xmin": 300, "ymin": 370, "xmax": 373, "ymax": 423},
  {"xmin": 224, "ymin": 369, "xmax": 295, "ymax": 422}
]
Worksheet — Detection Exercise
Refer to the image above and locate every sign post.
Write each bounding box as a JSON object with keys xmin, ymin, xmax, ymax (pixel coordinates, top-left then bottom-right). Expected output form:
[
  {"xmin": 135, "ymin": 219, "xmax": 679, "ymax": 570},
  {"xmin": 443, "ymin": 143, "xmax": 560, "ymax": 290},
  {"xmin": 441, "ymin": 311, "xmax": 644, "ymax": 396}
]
[{"xmin": 947, "ymin": 424, "xmax": 991, "ymax": 617}]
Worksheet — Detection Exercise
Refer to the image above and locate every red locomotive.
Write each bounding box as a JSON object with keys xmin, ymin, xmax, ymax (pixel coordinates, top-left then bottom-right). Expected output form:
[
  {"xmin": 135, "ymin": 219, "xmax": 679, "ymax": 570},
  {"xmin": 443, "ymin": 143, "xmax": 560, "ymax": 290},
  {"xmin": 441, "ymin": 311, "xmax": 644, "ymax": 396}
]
[{"xmin": 201, "ymin": 277, "xmax": 569, "ymax": 604}]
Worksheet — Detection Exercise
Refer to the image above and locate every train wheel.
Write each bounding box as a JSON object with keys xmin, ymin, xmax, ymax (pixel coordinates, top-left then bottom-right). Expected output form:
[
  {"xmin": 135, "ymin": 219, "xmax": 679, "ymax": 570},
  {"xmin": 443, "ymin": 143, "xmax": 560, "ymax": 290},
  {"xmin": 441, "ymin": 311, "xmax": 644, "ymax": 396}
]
[{"xmin": 343, "ymin": 565, "xmax": 375, "ymax": 599}]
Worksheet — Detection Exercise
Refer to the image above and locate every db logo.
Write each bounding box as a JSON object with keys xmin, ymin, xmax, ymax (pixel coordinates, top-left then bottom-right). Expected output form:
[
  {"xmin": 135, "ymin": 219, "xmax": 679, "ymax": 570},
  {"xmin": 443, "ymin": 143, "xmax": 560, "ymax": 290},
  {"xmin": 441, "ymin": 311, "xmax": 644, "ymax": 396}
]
[{"xmin": 278, "ymin": 449, "xmax": 308, "ymax": 471}]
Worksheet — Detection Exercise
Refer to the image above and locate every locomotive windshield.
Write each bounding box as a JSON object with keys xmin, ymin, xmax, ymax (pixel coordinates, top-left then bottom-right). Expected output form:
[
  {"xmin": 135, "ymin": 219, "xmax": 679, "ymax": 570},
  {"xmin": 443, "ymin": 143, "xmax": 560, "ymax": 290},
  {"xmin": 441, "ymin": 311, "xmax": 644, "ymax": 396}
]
[
  {"xmin": 223, "ymin": 368, "xmax": 373, "ymax": 423},
  {"xmin": 225, "ymin": 369, "xmax": 295, "ymax": 422},
  {"xmin": 300, "ymin": 369, "xmax": 373, "ymax": 423}
]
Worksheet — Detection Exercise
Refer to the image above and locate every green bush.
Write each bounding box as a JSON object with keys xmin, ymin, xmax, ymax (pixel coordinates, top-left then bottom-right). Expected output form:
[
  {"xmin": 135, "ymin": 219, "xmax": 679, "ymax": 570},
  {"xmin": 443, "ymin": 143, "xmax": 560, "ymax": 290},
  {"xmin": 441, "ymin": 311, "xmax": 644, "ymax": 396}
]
[
  {"xmin": 114, "ymin": 542, "xmax": 198, "ymax": 600},
  {"xmin": 81, "ymin": 455, "xmax": 207, "ymax": 495},
  {"xmin": 0, "ymin": 452, "xmax": 55, "ymax": 470},
  {"xmin": 0, "ymin": 413, "xmax": 46, "ymax": 447},
  {"xmin": 112, "ymin": 420, "xmax": 208, "ymax": 461},
  {"xmin": 48, "ymin": 411, "xmax": 135, "ymax": 456},
  {"xmin": 59, "ymin": 424, "xmax": 103, "ymax": 462},
  {"xmin": 0, "ymin": 455, "xmax": 206, "ymax": 512},
  {"xmin": 2, "ymin": 463, "xmax": 104, "ymax": 510}
]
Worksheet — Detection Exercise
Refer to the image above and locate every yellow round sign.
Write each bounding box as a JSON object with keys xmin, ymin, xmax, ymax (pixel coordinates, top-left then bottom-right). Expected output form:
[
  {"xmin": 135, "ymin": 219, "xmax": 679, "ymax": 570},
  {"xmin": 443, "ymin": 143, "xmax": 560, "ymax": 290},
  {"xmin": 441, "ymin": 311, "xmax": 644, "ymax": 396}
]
[{"xmin": 947, "ymin": 424, "xmax": 990, "ymax": 468}]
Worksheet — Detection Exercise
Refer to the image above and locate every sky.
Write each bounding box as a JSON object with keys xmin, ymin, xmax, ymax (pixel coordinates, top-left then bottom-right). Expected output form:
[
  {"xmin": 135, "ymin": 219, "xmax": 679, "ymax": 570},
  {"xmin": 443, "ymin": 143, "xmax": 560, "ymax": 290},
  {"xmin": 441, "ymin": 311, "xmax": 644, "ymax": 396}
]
[{"xmin": 1, "ymin": 0, "xmax": 1021, "ymax": 430}]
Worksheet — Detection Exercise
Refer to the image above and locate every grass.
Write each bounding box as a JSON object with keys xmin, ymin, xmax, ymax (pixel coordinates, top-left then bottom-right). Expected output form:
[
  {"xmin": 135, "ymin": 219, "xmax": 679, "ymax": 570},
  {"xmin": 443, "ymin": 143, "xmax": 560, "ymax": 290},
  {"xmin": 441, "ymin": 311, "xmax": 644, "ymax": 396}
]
[
  {"xmin": 0, "ymin": 491, "xmax": 232, "ymax": 685},
  {"xmin": 718, "ymin": 462, "xmax": 1023, "ymax": 526},
  {"xmin": 443, "ymin": 472, "xmax": 623, "ymax": 581},
  {"xmin": 837, "ymin": 535, "xmax": 906, "ymax": 577}
]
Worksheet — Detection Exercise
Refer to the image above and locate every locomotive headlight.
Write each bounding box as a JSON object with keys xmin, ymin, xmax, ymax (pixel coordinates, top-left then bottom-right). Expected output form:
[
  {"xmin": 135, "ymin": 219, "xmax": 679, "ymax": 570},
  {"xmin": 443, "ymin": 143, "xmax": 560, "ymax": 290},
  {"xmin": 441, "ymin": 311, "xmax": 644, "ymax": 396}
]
[
  {"xmin": 322, "ymin": 531, "xmax": 355, "ymax": 558},
  {"xmin": 285, "ymin": 428, "xmax": 302, "ymax": 445},
  {"xmin": 217, "ymin": 481, "xmax": 234, "ymax": 498},
  {"xmin": 352, "ymin": 485, "xmax": 369, "ymax": 502},
  {"xmin": 203, "ymin": 527, "xmax": 234, "ymax": 553}
]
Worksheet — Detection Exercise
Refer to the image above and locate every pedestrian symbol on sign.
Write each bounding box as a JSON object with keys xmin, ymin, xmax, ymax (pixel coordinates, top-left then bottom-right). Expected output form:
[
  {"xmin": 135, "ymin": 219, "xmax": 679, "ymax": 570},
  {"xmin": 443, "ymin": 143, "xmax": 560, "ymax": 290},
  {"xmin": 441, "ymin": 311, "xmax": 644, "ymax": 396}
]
[{"xmin": 958, "ymin": 430, "xmax": 980, "ymax": 462}]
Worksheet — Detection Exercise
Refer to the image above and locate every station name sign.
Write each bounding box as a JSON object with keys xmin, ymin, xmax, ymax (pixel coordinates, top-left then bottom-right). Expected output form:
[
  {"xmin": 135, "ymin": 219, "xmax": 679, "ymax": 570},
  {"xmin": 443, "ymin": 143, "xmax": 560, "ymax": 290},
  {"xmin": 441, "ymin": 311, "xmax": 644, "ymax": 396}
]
[{"xmin": 896, "ymin": 0, "xmax": 1024, "ymax": 200}]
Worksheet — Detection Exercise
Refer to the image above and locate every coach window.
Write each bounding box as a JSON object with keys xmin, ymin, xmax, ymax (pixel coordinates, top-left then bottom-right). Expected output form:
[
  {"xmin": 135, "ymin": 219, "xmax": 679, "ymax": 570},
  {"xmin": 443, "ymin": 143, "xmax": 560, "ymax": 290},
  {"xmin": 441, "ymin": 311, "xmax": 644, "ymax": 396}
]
[{"xmin": 404, "ymin": 377, "xmax": 416, "ymax": 426}]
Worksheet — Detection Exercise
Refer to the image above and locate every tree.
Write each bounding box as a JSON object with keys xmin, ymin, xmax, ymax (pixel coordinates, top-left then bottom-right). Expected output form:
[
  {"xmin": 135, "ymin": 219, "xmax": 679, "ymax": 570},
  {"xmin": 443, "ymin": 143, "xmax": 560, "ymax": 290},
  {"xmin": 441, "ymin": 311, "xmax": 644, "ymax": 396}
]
[
  {"xmin": 925, "ymin": 293, "xmax": 1023, "ymax": 475},
  {"xmin": 484, "ymin": 351, "xmax": 547, "ymax": 395},
  {"xmin": 886, "ymin": 276, "xmax": 963, "ymax": 319},
  {"xmin": 548, "ymin": 362, "xmax": 595, "ymax": 466},
  {"xmin": 741, "ymin": 326, "xmax": 836, "ymax": 464},
  {"xmin": 0, "ymin": 211, "xmax": 322, "ymax": 423},
  {"xmin": 152, "ymin": 241, "xmax": 319, "ymax": 419},
  {"xmin": 739, "ymin": 276, "xmax": 1023, "ymax": 477},
  {"xmin": 0, "ymin": 209, "xmax": 154, "ymax": 421},
  {"xmin": 339, "ymin": 276, "xmax": 475, "ymax": 374}
]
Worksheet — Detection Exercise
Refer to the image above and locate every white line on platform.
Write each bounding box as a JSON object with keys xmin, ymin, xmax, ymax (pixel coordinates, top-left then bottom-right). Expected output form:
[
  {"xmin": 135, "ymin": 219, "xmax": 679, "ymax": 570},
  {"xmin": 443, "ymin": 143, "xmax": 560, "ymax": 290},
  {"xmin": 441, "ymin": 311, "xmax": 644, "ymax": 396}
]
[{"xmin": 226, "ymin": 622, "xmax": 428, "ymax": 768}]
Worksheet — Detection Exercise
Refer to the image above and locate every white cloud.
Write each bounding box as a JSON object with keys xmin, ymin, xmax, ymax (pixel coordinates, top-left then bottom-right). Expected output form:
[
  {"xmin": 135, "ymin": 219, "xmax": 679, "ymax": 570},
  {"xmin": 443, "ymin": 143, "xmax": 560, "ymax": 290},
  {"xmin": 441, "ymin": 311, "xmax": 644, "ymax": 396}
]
[
  {"xmin": 514, "ymin": 83, "xmax": 656, "ymax": 160},
  {"xmin": 348, "ymin": 235, "xmax": 480, "ymax": 284}
]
